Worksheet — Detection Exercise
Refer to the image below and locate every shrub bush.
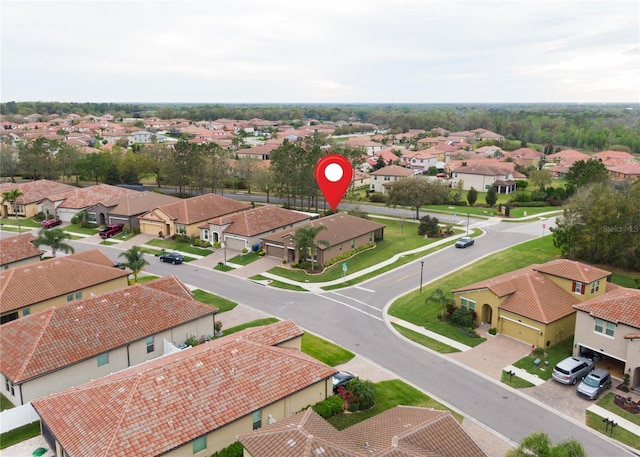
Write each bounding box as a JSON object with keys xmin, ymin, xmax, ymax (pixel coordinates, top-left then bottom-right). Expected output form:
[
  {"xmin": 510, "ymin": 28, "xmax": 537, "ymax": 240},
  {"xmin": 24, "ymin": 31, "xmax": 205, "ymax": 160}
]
[
  {"xmin": 311, "ymin": 395, "xmax": 343, "ymax": 418},
  {"xmin": 214, "ymin": 242, "xmax": 221, "ymax": 249},
  {"xmin": 34, "ymin": 212, "xmax": 46, "ymax": 222},
  {"xmin": 488, "ymin": 327, "xmax": 497, "ymax": 335},
  {"xmin": 348, "ymin": 379, "xmax": 376, "ymax": 411},
  {"xmin": 258, "ymin": 250, "xmax": 265, "ymax": 256},
  {"xmin": 242, "ymin": 247, "xmax": 248, "ymax": 254},
  {"xmin": 450, "ymin": 307, "xmax": 474, "ymax": 328},
  {"xmin": 185, "ymin": 336, "xmax": 199, "ymax": 347},
  {"xmin": 210, "ymin": 441, "xmax": 244, "ymax": 457},
  {"xmin": 368, "ymin": 193, "xmax": 388, "ymax": 203}
]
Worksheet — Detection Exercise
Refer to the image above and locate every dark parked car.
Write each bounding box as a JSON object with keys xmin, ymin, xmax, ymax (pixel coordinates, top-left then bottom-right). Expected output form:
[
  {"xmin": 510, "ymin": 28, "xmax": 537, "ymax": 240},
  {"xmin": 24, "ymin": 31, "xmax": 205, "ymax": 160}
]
[
  {"xmin": 455, "ymin": 237, "xmax": 474, "ymax": 248},
  {"xmin": 332, "ymin": 371, "xmax": 357, "ymax": 393},
  {"xmin": 99, "ymin": 224, "xmax": 124, "ymax": 239},
  {"xmin": 577, "ymin": 368, "xmax": 612, "ymax": 400},
  {"xmin": 159, "ymin": 252, "xmax": 184, "ymax": 264},
  {"xmin": 41, "ymin": 217, "xmax": 62, "ymax": 228},
  {"xmin": 552, "ymin": 356, "xmax": 594, "ymax": 385}
]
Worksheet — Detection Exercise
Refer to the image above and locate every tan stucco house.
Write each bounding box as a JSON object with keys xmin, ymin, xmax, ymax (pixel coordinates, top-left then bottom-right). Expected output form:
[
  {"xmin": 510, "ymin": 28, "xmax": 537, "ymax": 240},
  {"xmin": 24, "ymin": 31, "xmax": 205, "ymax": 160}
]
[
  {"xmin": 262, "ymin": 213, "xmax": 385, "ymax": 265},
  {"xmin": 0, "ymin": 232, "xmax": 43, "ymax": 270},
  {"xmin": 369, "ymin": 164, "xmax": 413, "ymax": 193},
  {"xmin": 138, "ymin": 193, "xmax": 251, "ymax": 238},
  {"xmin": 88, "ymin": 190, "xmax": 181, "ymax": 229},
  {"xmin": 452, "ymin": 259, "xmax": 611, "ymax": 348},
  {"xmin": 0, "ymin": 276, "xmax": 218, "ymax": 407},
  {"xmin": 573, "ymin": 286, "xmax": 640, "ymax": 390},
  {"xmin": 32, "ymin": 321, "xmax": 336, "ymax": 457},
  {"xmin": 0, "ymin": 180, "xmax": 76, "ymax": 219},
  {"xmin": 0, "ymin": 249, "xmax": 130, "ymax": 324}
]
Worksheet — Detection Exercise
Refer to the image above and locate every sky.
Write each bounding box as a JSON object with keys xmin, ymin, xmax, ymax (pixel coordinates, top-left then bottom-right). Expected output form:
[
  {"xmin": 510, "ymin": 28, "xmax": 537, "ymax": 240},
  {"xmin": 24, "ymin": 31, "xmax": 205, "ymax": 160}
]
[{"xmin": 1, "ymin": 0, "xmax": 639, "ymax": 104}]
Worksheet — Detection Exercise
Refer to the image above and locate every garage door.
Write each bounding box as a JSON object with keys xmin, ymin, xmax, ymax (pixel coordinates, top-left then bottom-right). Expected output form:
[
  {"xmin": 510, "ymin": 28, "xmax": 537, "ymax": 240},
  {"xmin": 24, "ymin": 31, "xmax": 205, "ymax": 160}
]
[
  {"xmin": 225, "ymin": 237, "xmax": 246, "ymax": 251},
  {"xmin": 265, "ymin": 244, "xmax": 284, "ymax": 259},
  {"xmin": 140, "ymin": 222, "xmax": 163, "ymax": 236},
  {"xmin": 500, "ymin": 319, "xmax": 539, "ymax": 345}
]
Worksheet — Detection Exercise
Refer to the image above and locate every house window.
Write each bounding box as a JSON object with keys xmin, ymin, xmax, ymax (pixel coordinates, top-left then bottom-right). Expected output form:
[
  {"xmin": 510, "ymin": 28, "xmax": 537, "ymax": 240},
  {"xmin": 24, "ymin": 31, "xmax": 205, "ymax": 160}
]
[
  {"xmin": 590, "ymin": 280, "xmax": 600, "ymax": 294},
  {"xmin": 176, "ymin": 224, "xmax": 186, "ymax": 234},
  {"xmin": 203, "ymin": 230, "xmax": 209, "ymax": 240},
  {"xmin": 67, "ymin": 294, "xmax": 74, "ymax": 302},
  {"xmin": 97, "ymin": 353, "xmax": 109, "ymax": 367},
  {"xmin": 252, "ymin": 409, "xmax": 262, "ymax": 430},
  {"xmin": 384, "ymin": 176, "xmax": 390, "ymax": 181},
  {"xmin": 461, "ymin": 297, "xmax": 475, "ymax": 311},
  {"xmin": 192, "ymin": 436, "xmax": 206, "ymax": 454},
  {"xmin": 572, "ymin": 281, "xmax": 585, "ymax": 295},
  {"xmin": 369, "ymin": 232, "xmax": 373, "ymax": 242},
  {"xmin": 87, "ymin": 212, "xmax": 97, "ymax": 223},
  {"xmin": 75, "ymin": 291, "xmax": 82, "ymax": 300},
  {"xmin": 5, "ymin": 378, "xmax": 15, "ymax": 396},
  {"xmin": 351, "ymin": 239, "xmax": 355, "ymax": 249},
  {"xmin": 146, "ymin": 336, "xmax": 155, "ymax": 353},
  {"xmin": 373, "ymin": 176, "xmax": 378, "ymax": 181},
  {"xmin": 594, "ymin": 318, "xmax": 615, "ymax": 337},
  {"xmin": 23, "ymin": 308, "xmax": 30, "ymax": 316}
]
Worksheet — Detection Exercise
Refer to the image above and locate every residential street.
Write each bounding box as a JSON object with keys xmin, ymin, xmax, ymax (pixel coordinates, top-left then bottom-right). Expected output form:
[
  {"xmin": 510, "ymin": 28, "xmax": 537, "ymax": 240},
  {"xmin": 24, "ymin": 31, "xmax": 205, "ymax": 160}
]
[{"xmin": 26, "ymin": 215, "xmax": 635, "ymax": 456}]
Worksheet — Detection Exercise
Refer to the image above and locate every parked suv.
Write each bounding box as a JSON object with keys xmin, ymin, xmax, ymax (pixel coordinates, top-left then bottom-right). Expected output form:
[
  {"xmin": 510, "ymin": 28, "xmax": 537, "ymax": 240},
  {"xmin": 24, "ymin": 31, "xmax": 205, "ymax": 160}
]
[
  {"xmin": 552, "ymin": 356, "xmax": 594, "ymax": 385},
  {"xmin": 577, "ymin": 368, "xmax": 612, "ymax": 400}
]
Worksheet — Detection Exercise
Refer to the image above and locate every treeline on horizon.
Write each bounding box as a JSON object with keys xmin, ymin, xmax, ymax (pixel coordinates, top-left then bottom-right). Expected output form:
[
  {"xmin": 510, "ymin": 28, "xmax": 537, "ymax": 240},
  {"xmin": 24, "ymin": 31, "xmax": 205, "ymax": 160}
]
[{"xmin": 2, "ymin": 101, "xmax": 640, "ymax": 153}]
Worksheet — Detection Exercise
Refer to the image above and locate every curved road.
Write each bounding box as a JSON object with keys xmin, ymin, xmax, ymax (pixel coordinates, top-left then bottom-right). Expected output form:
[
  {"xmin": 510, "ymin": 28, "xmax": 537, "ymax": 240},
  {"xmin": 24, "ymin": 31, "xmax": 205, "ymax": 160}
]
[{"xmin": 70, "ymin": 216, "xmax": 632, "ymax": 456}]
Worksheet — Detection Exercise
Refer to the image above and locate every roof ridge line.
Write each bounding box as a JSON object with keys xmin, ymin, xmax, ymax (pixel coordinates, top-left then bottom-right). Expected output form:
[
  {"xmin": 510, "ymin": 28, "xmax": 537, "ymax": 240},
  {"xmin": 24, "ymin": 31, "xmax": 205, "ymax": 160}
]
[
  {"xmin": 17, "ymin": 308, "xmax": 55, "ymax": 380},
  {"xmin": 104, "ymin": 375, "xmax": 144, "ymax": 456}
]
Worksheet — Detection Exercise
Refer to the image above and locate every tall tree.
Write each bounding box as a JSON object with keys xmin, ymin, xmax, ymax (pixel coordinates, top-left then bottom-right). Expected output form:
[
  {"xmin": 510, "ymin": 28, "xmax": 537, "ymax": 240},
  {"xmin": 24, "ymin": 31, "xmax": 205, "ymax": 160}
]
[
  {"xmin": 18, "ymin": 137, "xmax": 59, "ymax": 180},
  {"xmin": 529, "ymin": 168, "xmax": 552, "ymax": 190},
  {"xmin": 1, "ymin": 188, "xmax": 24, "ymax": 219},
  {"xmin": 467, "ymin": 186, "xmax": 478, "ymax": 206},
  {"xmin": 387, "ymin": 177, "xmax": 450, "ymax": 220},
  {"xmin": 505, "ymin": 431, "xmax": 585, "ymax": 457},
  {"xmin": 292, "ymin": 225, "xmax": 329, "ymax": 270},
  {"xmin": 0, "ymin": 145, "xmax": 19, "ymax": 182},
  {"xmin": 425, "ymin": 288, "xmax": 456, "ymax": 320},
  {"xmin": 253, "ymin": 167, "xmax": 276, "ymax": 202},
  {"xmin": 485, "ymin": 187, "xmax": 498, "ymax": 207},
  {"xmin": 118, "ymin": 245, "xmax": 149, "ymax": 283},
  {"xmin": 565, "ymin": 159, "xmax": 609, "ymax": 188},
  {"xmin": 32, "ymin": 228, "xmax": 75, "ymax": 257}
]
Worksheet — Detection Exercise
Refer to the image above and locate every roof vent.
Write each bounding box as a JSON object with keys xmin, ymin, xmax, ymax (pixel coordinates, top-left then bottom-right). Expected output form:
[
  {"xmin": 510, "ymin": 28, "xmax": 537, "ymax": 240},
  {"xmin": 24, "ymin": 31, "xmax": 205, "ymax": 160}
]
[
  {"xmin": 314, "ymin": 447, "xmax": 325, "ymax": 454},
  {"xmin": 286, "ymin": 439, "xmax": 296, "ymax": 447}
]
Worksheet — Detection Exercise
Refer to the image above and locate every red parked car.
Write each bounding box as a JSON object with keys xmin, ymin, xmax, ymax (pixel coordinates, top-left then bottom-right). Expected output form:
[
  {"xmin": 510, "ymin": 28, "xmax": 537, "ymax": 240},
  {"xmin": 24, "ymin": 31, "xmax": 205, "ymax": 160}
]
[
  {"xmin": 99, "ymin": 224, "xmax": 124, "ymax": 239},
  {"xmin": 41, "ymin": 217, "xmax": 62, "ymax": 228}
]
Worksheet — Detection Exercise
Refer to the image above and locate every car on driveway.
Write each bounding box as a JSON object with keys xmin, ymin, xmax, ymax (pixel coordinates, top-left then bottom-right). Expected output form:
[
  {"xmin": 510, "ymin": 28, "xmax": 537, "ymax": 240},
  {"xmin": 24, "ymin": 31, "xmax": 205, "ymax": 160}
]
[
  {"xmin": 455, "ymin": 237, "xmax": 474, "ymax": 248},
  {"xmin": 552, "ymin": 356, "xmax": 594, "ymax": 385},
  {"xmin": 332, "ymin": 371, "xmax": 357, "ymax": 393},
  {"xmin": 159, "ymin": 251, "xmax": 184, "ymax": 264},
  {"xmin": 99, "ymin": 224, "xmax": 124, "ymax": 239},
  {"xmin": 577, "ymin": 368, "xmax": 612, "ymax": 399},
  {"xmin": 41, "ymin": 217, "xmax": 62, "ymax": 228}
]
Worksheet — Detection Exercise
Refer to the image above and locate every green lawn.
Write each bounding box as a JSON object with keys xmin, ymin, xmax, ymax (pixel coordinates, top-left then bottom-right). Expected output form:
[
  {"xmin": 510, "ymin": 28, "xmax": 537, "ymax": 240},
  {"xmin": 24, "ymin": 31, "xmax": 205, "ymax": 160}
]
[
  {"xmin": 392, "ymin": 323, "xmax": 460, "ymax": 353},
  {"xmin": 192, "ymin": 289, "xmax": 238, "ymax": 313},
  {"xmin": 248, "ymin": 275, "xmax": 312, "ymax": 291},
  {"xmin": 64, "ymin": 224, "xmax": 100, "ymax": 235},
  {"xmin": 133, "ymin": 275, "xmax": 159, "ymax": 283},
  {"xmin": 301, "ymin": 332, "xmax": 355, "ymax": 366},
  {"xmin": 0, "ymin": 422, "xmax": 41, "ymax": 450},
  {"xmin": 228, "ymin": 252, "xmax": 261, "ymax": 266},
  {"xmin": 501, "ymin": 370, "xmax": 536, "ymax": 388},
  {"xmin": 146, "ymin": 238, "xmax": 212, "ymax": 256},
  {"xmin": 222, "ymin": 318, "xmax": 281, "ymax": 336},
  {"xmin": 0, "ymin": 217, "xmax": 40, "ymax": 227},
  {"xmin": 214, "ymin": 263, "xmax": 235, "ymax": 272},
  {"xmin": 586, "ymin": 410, "xmax": 640, "ymax": 450},
  {"xmin": 0, "ymin": 393, "xmax": 15, "ymax": 411},
  {"xmin": 512, "ymin": 338, "xmax": 573, "ymax": 380},
  {"xmin": 326, "ymin": 379, "xmax": 461, "ymax": 430}
]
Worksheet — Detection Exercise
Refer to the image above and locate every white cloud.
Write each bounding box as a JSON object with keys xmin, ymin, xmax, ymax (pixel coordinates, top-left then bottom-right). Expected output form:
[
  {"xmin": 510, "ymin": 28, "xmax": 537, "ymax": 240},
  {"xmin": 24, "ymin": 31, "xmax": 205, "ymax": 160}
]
[{"xmin": 1, "ymin": 0, "xmax": 638, "ymax": 103}]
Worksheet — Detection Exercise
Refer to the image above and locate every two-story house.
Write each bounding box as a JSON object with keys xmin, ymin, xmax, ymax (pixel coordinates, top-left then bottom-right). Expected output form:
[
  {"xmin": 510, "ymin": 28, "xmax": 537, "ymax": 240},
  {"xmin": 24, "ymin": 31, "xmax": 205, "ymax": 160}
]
[
  {"xmin": 369, "ymin": 164, "xmax": 413, "ymax": 193},
  {"xmin": 0, "ymin": 276, "xmax": 217, "ymax": 407},
  {"xmin": 32, "ymin": 321, "xmax": 336, "ymax": 457},
  {"xmin": 452, "ymin": 259, "xmax": 611, "ymax": 348},
  {"xmin": 450, "ymin": 162, "xmax": 517, "ymax": 193}
]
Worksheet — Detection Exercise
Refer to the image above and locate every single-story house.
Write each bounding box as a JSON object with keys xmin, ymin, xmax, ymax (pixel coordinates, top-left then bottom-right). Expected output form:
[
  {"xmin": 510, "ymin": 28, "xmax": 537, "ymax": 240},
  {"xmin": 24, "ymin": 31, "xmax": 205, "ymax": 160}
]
[
  {"xmin": 32, "ymin": 321, "xmax": 336, "ymax": 457},
  {"xmin": 0, "ymin": 180, "xmax": 77, "ymax": 219},
  {"xmin": 43, "ymin": 184, "xmax": 137, "ymax": 222},
  {"xmin": 88, "ymin": 190, "xmax": 181, "ymax": 229},
  {"xmin": 0, "ymin": 232, "xmax": 43, "ymax": 270},
  {"xmin": 238, "ymin": 406, "xmax": 488, "ymax": 457},
  {"xmin": 138, "ymin": 193, "xmax": 251, "ymax": 238},
  {"xmin": 262, "ymin": 213, "xmax": 385, "ymax": 265},
  {"xmin": 199, "ymin": 205, "xmax": 314, "ymax": 251},
  {"xmin": 450, "ymin": 162, "xmax": 517, "ymax": 193},
  {"xmin": 452, "ymin": 259, "xmax": 611, "ymax": 347},
  {"xmin": 0, "ymin": 249, "xmax": 130, "ymax": 324},
  {"xmin": 0, "ymin": 276, "xmax": 218, "ymax": 407},
  {"xmin": 573, "ymin": 286, "xmax": 640, "ymax": 389},
  {"xmin": 369, "ymin": 165, "xmax": 413, "ymax": 193}
]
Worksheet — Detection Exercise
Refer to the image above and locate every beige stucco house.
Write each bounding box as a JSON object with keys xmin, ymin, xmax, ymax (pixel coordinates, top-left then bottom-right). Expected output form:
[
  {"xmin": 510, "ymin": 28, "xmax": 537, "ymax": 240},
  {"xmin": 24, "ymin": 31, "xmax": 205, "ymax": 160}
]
[
  {"xmin": 452, "ymin": 259, "xmax": 611, "ymax": 348},
  {"xmin": 369, "ymin": 164, "xmax": 413, "ymax": 193},
  {"xmin": 0, "ymin": 232, "xmax": 43, "ymax": 270},
  {"xmin": 573, "ymin": 286, "xmax": 640, "ymax": 390},
  {"xmin": 32, "ymin": 321, "xmax": 336, "ymax": 457},
  {"xmin": 0, "ymin": 276, "xmax": 217, "ymax": 407},
  {"xmin": 450, "ymin": 162, "xmax": 517, "ymax": 193},
  {"xmin": 0, "ymin": 249, "xmax": 130, "ymax": 324},
  {"xmin": 0, "ymin": 180, "xmax": 77, "ymax": 219},
  {"xmin": 138, "ymin": 193, "xmax": 251, "ymax": 238}
]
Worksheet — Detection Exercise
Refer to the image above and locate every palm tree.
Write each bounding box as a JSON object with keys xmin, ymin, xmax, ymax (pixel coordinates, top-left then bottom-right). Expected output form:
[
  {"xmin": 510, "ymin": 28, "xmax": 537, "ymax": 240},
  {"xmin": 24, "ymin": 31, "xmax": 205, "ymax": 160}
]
[
  {"xmin": 292, "ymin": 225, "xmax": 329, "ymax": 271},
  {"xmin": 506, "ymin": 432, "xmax": 585, "ymax": 457},
  {"xmin": 1, "ymin": 188, "xmax": 24, "ymax": 219},
  {"xmin": 118, "ymin": 245, "xmax": 149, "ymax": 283},
  {"xmin": 32, "ymin": 228, "xmax": 75, "ymax": 258},
  {"xmin": 425, "ymin": 288, "xmax": 456, "ymax": 321}
]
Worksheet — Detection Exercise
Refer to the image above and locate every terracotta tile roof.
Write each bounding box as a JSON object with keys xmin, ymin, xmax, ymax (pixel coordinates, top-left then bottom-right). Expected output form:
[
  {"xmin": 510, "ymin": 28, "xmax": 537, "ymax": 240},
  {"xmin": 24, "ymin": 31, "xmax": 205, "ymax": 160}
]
[
  {"xmin": 593, "ymin": 150, "xmax": 636, "ymax": 160},
  {"xmin": 98, "ymin": 191, "xmax": 181, "ymax": 215},
  {"xmin": 0, "ymin": 232, "xmax": 43, "ymax": 266},
  {"xmin": 0, "ymin": 249, "xmax": 130, "ymax": 313},
  {"xmin": 533, "ymin": 259, "xmax": 610, "ymax": 283},
  {"xmin": 231, "ymin": 320, "xmax": 304, "ymax": 346},
  {"xmin": 53, "ymin": 184, "xmax": 136, "ymax": 209},
  {"xmin": 147, "ymin": 193, "xmax": 251, "ymax": 224},
  {"xmin": 32, "ymin": 331, "xmax": 336, "ymax": 457},
  {"xmin": 261, "ymin": 213, "xmax": 385, "ymax": 248},
  {"xmin": 205, "ymin": 205, "xmax": 312, "ymax": 237},
  {"xmin": 239, "ymin": 406, "xmax": 487, "ymax": 457},
  {"xmin": 546, "ymin": 149, "xmax": 590, "ymax": 161},
  {"xmin": 0, "ymin": 277, "xmax": 217, "ymax": 383},
  {"xmin": 453, "ymin": 163, "xmax": 513, "ymax": 176},
  {"xmin": 574, "ymin": 285, "xmax": 640, "ymax": 329},
  {"xmin": 0, "ymin": 179, "xmax": 77, "ymax": 205},
  {"xmin": 139, "ymin": 274, "xmax": 194, "ymax": 300},
  {"xmin": 369, "ymin": 165, "xmax": 414, "ymax": 177}
]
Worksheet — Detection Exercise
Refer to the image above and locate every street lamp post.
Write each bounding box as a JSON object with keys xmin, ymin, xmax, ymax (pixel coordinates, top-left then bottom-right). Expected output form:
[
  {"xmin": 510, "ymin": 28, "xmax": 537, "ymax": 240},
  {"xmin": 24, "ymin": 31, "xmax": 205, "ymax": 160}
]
[
  {"xmin": 466, "ymin": 213, "xmax": 470, "ymax": 236},
  {"xmin": 420, "ymin": 261, "xmax": 424, "ymax": 293},
  {"xmin": 223, "ymin": 241, "xmax": 227, "ymax": 266}
]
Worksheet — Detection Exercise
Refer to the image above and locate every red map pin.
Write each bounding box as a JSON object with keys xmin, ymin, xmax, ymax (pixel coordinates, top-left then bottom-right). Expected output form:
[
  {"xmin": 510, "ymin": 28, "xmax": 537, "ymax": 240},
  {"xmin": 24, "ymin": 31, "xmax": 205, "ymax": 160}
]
[{"xmin": 315, "ymin": 154, "xmax": 353, "ymax": 210}]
